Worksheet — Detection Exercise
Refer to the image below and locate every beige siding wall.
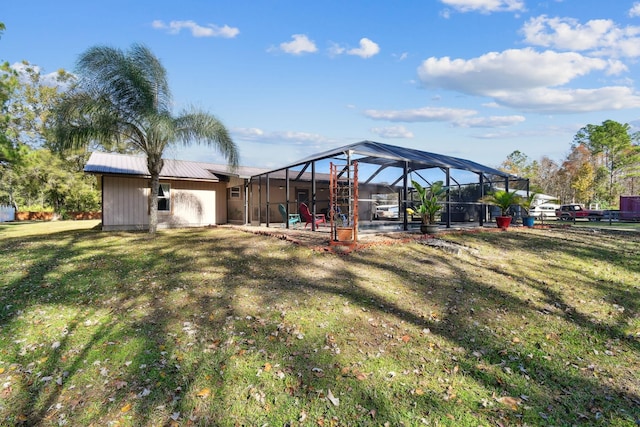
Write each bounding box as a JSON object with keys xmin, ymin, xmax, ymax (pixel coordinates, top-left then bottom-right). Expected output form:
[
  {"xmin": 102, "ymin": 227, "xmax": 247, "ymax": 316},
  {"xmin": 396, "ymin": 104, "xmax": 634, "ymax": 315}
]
[
  {"xmin": 102, "ymin": 176, "xmax": 225, "ymax": 231},
  {"xmin": 103, "ymin": 176, "xmax": 149, "ymax": 231},
  {"xmin": 162, "ymin": 181, "xmax": 222, "ymax": 229}
]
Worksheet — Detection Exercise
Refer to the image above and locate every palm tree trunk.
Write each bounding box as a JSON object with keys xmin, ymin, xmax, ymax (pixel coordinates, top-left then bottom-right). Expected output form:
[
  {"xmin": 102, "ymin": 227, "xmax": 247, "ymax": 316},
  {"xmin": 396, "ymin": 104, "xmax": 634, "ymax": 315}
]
[
  {"xmin": 147, "ymin": 155, "xmax": 163, "ymax": 234},
  {"xmin": 149, "ymin": 173, "xmax": 159, "ymax": 234}
]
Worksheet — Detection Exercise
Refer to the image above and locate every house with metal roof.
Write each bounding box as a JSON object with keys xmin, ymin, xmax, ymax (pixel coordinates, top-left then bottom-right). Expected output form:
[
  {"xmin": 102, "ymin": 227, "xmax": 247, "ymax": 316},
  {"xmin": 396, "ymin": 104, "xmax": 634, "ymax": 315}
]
[
  {"xmin": 85, "ymin": 151, "xmax": 268, "ymax": 231},
  {"xmin": 85, "ymin": 141, "xmax": 525, "ymax": 231}
]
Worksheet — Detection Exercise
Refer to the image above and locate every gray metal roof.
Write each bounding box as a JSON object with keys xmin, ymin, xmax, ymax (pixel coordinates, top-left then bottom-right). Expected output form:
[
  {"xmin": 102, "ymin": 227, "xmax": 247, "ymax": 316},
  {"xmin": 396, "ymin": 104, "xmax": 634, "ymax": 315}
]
[
  {"xmin": 257, "ymin": 140, "xmax": 514, "ymax": 179},
  {"xmin": 85, "ymin": 152, "xmax": 267, "ymax": 180}
]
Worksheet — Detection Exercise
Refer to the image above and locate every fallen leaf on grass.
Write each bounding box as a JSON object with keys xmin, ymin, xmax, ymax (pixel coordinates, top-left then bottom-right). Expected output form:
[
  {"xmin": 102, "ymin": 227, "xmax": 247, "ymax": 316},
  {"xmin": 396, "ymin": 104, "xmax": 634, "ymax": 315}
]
[
  {"xmin": 327, "ymin": 389, "xmax": 340, "ymax": 407},
  {"xmin": 401, "ymin": 335, "xmax": 411, "ymax": 343},
  {"xmin": 496, "ymin": 396, "xmax": 520, "ymax": 410},
  {"xmin": 120, "ymin": 403, "xmax": 132, "ymax": 413},
  {"xmin": 196, "ymin": 388, "xmax": 211, "ymax": 398}
]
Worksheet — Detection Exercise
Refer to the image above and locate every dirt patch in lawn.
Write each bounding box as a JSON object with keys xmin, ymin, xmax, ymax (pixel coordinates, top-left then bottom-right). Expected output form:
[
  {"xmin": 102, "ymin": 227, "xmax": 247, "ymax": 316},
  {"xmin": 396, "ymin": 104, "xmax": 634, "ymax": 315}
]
[{"xmin": 224, "ymin": 223, "xmax": 534, "ymax": 253}]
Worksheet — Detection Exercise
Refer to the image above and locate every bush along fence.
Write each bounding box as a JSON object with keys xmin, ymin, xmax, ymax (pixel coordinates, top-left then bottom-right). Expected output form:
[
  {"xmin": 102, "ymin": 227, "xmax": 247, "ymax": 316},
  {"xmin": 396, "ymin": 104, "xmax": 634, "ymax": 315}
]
[
  {"xmin": 0, "ymin": 205, "xmax": 16, "ymax": 222},
  {"xmin": 6, "ymin": 210, "xmax": 101, "ymax": 222}
]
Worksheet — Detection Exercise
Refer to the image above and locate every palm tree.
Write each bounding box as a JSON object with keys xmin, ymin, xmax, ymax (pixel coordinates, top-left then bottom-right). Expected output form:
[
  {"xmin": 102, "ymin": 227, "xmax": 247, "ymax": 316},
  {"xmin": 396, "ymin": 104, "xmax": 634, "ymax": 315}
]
[
  {"xmin": 55, "ymin": 44, "xmax": 239, "ymax": 233},
  {"xmin": 480, "ymin": 189, "xmax": 522, "ymax": 217}
]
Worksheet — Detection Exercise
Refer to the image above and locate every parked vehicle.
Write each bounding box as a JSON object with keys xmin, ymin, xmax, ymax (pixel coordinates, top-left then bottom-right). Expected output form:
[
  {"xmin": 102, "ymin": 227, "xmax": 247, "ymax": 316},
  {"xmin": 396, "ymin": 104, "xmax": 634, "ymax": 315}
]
[
  {"xmin": 555, "ymin": 204, "xmax": 604, "ymax": 221},
  {"xmin": 620, "ymin": 196, "xmax": 640, "ymax": 221},
  {"xmin": 528, "ymin": 203, "xmax": 560, "ymax": 219},
  {"xmin": 374, "ymin": 204, "xmax": 399, "ymax": 220}
]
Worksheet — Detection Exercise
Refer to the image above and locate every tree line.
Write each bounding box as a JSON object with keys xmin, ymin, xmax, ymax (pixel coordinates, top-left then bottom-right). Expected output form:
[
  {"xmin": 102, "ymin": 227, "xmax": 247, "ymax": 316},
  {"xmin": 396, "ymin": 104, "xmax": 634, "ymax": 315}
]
[{"xmin": 499, "ymin": 120, "xmax": 640, "ymax": 208}]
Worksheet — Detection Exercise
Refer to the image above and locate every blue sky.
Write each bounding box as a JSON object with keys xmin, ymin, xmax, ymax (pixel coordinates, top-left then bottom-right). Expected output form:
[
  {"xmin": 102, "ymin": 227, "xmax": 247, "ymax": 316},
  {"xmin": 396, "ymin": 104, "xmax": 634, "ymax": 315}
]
[{"xmin": 3, "ymin": 0, "xmax": 640, "ymax": 169}]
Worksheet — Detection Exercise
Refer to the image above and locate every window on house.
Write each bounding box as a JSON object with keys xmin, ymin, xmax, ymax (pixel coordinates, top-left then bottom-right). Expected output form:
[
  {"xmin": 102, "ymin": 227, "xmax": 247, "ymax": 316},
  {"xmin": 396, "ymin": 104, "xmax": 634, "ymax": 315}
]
[
  {"xmin": 230, "ymin": 186, "xmax": 241, "ymax": 199},
  {"xmin": 158, "ymin": 183, "xmax": 171, "ymax": 211}
]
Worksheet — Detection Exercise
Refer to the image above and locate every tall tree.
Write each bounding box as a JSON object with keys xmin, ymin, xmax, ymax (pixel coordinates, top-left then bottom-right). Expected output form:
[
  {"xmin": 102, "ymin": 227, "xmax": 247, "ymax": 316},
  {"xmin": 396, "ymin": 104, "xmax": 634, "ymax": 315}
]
[
  {"xmin": 573, "ymin": 120, "xmax": 640, "ymax": 204},
  {"xmin": 55, "ymin": 44, "xmax": 239, "ymax": 233},
  {"xmin": 499, "ymin": 150, "xmax": 537, "ymax": 179},
  {"xmin": 0, "ymin": 22, "xmax": 24, "ymax": 166},
  {"xmin": 561, "ymin": 144, "xmax": 595, "ymax": 204},
  {"xmin": 535, "ymin": 156, "xmax": 564, "ymax": 199},
  {"xmin": 6, "ymin": 62, "xmax": 74, "ymax": 150}
]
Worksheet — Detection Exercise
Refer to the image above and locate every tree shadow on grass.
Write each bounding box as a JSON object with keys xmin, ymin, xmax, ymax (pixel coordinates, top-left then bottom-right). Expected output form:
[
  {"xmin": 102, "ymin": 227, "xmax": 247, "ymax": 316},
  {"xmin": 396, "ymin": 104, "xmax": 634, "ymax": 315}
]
[{"xmin": 1, "ymin": 226, "xmax": 638, "ymax": 425}]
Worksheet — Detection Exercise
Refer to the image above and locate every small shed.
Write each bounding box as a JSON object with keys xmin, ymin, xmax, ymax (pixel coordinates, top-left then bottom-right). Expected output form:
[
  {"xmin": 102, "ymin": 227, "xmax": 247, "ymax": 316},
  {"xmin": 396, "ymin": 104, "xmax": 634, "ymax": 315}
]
[{"xmin": 84, "ymin": 152, "xmax": 267, "ymax": 231}]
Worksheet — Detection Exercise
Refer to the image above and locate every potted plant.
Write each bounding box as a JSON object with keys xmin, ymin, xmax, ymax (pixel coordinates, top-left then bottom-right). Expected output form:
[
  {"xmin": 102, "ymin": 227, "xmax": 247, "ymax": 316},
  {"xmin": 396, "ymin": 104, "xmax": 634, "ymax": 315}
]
[
  {"xmin": 480, "ymin": 189, "xmax": 522, "ymax": 229},
  {"xmin": 410, "ymin": 180, "xmax": 445, "ymax": 234},
  {"xmin": 520, "ymin": 193, "xmax": 537, "ymax": 227}
]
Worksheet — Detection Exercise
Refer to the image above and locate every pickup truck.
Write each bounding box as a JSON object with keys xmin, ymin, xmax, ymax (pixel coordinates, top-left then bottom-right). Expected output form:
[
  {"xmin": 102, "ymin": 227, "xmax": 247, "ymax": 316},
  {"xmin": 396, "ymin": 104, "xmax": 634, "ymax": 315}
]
[{"xmin": 555, "ymin": 204, "xmax": 604, "ymax": 221}]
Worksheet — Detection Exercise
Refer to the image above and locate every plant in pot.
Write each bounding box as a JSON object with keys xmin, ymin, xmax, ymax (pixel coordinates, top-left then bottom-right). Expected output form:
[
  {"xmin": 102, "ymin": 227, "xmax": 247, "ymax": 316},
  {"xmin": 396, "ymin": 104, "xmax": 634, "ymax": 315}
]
[
  {"xmin": 411, "ymin": 180, "xmax": 445, "ymax": 234},
  {"xmin": 520, "ymin": 193, "xmax": 537, "ymax": 228},
  {"xmin": 480, "ymin": 189, "xmax": 522, "ymax": 229}
]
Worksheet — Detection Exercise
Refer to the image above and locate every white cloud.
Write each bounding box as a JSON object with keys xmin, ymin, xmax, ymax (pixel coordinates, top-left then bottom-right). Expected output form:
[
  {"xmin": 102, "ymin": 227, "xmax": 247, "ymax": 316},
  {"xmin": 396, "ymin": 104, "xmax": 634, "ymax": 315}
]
[
  {"xmin": 630, "ymin": 2, "xmax": 640, "ymax": 17},
  {"xmin": 456, "ymin": 115, "xmax": 525, "ymax": 128},
  {"xmin": 371, "ymin": 126, "xmax": 414, "ymax": 138},
  {"xmin": 11, "ymin": 62, "xmax": 74, "ymax": 89},
  {"xmin": 493, "ymin": 86, "xmax": 640, "ymax": 113},
  {"xmin": 233, "ymin": 127, "xmax": 332, "ymax": 145},
  {"xmin": 328, "ymin": 43, "xmax": 346, "ymax": 57},
  {"xmin": 233, "ymin": 127, "xmax": 264, "ymax": 138},
  {"xmin": 277, "ymin": 34, "xmax": 318, "ymax": 55},
  {"xmin": 417, "ymin": 48, "xmax": 640, "ymax": 113},
  {"xmin": 347, "ymin": 38, "xmax": 380, "ymax": 58},
  {"xmin": 329, "ymin": 38, "xmax": 380, "ymax": 58},
  {"xmin": 521, "ymin": 15, "xmax": 640, "ymax": 58},
  {"xmin": 439, "ymin": 0, "xmax": 525, "ymax": 14},
  {"xmin": 365, "ymin": 106, "xmax": 477, "ymax": 122},
  {"xmin": 417, "ymin": 48, "xmax": 622, "ymax": 96},
  {"xmin": 152, "ymin": 20, "xmax": 239, "ymax": 38},
  {"xmin": 364, "ymin": 106, "xmax": 524, "ymax": 128},
  {"xmin": 393, "ymin": 52, "xmax": 409, "ymax": 61}
]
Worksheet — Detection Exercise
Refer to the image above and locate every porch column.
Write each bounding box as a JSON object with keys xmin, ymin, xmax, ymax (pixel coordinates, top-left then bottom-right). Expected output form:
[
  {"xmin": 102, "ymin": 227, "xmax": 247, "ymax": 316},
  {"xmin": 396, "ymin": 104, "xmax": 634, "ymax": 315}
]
[
  {"xmin": 445, "ymin": 168, "xmax": 451, "ymax": 228},
  {"xmin": 266, "ymin": 173, "xmax": 270, "ymax": 227},
  {"xmin": 258, "ymin": 175, "xmax": 262, "ymax": 225},
  {"xmin": 479, "ymin": 174, "xmax": 484, "ymax": 227},
  {"xmin": 285, "ymin": 169, "xmax": 291, "ymax": 229},
  {"xmin": 244, "ymin": 179, "xmax": 250, "ymax": 225},
  {"xmin": 311, "ymin": 161, "xmax": 317, "ymax": 231},
  {"xmin": 402, "ymin": 161, "xmax": 409, "ymax": 231}
]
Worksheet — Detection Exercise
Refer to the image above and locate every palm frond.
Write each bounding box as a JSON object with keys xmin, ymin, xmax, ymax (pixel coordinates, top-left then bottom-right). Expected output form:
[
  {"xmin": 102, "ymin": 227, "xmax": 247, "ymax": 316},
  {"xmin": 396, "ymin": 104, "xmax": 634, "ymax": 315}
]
[
  {"xmin": 76, "ymin": 44, "xmax": 171, "ymax": 119},
  {"xmin": 175, "ymin": 109, "xmax": 239, "ymax": 168}
]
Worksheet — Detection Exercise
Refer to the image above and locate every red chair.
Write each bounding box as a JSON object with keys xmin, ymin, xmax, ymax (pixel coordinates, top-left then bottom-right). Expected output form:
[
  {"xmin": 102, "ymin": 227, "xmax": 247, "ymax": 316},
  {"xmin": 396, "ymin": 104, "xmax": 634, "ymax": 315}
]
[{"xmin": 299, "ymin": 203, "xmax": 326, "ymax": 229}]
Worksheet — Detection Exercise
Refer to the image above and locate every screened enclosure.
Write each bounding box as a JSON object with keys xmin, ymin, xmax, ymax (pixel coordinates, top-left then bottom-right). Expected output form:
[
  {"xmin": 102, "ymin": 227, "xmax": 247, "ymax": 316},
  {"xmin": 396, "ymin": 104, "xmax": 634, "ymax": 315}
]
[{"xmin": 248, "ymin": 141, "xmax": 529, "ymax": 232}]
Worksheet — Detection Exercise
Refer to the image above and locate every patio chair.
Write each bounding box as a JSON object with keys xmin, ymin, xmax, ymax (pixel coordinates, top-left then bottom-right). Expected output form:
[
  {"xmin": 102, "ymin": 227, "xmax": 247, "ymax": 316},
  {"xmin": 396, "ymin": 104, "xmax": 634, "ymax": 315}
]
[
  {"xmin": 331, "ymin": 205, "xmax": 348, "ymax": 226},
  {"xmin": 279, "ymin": 204, "xmax": 301, "ymax": 228},
  {"xmin": 299, "ymin": 202, "xmax": 326, "ymax": 229}
]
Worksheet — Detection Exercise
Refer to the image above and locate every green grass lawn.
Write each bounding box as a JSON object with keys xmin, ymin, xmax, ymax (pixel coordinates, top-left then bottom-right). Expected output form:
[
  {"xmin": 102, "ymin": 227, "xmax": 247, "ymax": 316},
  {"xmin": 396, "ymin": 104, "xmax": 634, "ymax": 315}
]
[{"xmin": 0, "ymin": 221, "xmax": 638, "ymax": 426}]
